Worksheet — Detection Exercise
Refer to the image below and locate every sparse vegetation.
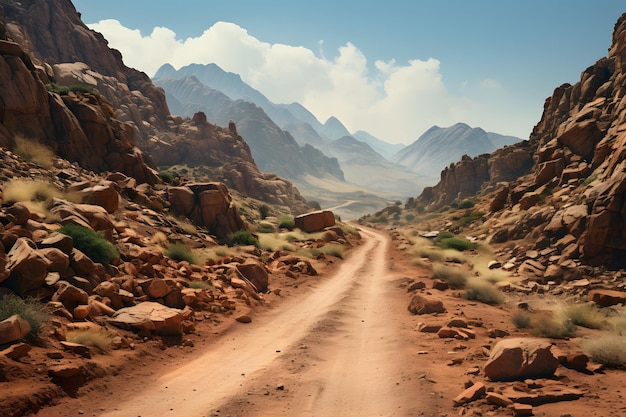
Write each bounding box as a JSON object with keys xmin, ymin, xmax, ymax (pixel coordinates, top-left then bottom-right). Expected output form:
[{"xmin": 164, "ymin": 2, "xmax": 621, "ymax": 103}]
[
  {"xmin": 581, "ymin": 334, "xmax": 626, "ymax": 368},
  {"xmin": 457, "ymin": 199, "xmax": 475, "ymax": 209},
  {"xmin": 13, "ymin": 136, "xmax": 55, "ymax": 168},
  {"xmin": 164, "ymin": 243, "xmax": 196, "ymax": 264},
  {"xmin": 313, "ymin": 243, "xmax": 345, "ymax": 259},
  {"xmin": 259, "ymin": 204, "xmax": 271, "ymax": 219},
  {"xmin": 158, "ymin": 170, "xmax": 176, "ymax": 183},
  {"xmin": 0, "ymin": 295, "xmax": 49, "ymax": 341},
  {"xmin": 278, "ymin": 214, "xmax": 295, "ymax": 231},
  {"xmin": 58, "ymin": 223, "xmax": 119, "ymax": 265},
  {"xmin": 431, "ymin": 264, "xmax": 468, "ymax": 287},
  {"xmin": 560, "ymin": 302, "xmax": 606, "ymax": 329},
  {"xmin": 66, "ymin": 328, "xmax": 112, "ymax": 353},
  {"xmin": 257, "ymin": 233, "xmax": 296, "ymax": 252},
  {"xmin": 460, "ymin": 211, "xmax": 485, "ymax": 226},
  {"xmin": 175, "ymin": 218, "xmax": 198, "ymax": 235},
  {"xmin": 512, "ymin": 311, "xmax": 532, "ymax": 328},
  {"xmin": 231, "ymin": 230, "xmax": 258, "ymax": 246},
  {"xmin": 257, "ymin": 221, "xmax": 276, "ymax": 233},
  {"xmin": 464, "ymin": 279, "xmax": 505, "ymax": 304},
  {"xmin": 2, "ymin": 179, "xmax": 61, "ymax": 206},
  {"xmin": 531, "ymin": 315, "xmax": 575, "ymax": 339},
  {"xmin": 189, "ymin": 280, "xmax": 212, "ymax": 290},
  {"xmin": 46, "ymin": 83, "xmax": 69, "ymax": 95},
  {"xmin": 437, "ymin": 237, "xmax": 477, "ymax": 251},
  {"xmin": 69, "ymin": 83, "xmax": 94, "ymax": 94}
]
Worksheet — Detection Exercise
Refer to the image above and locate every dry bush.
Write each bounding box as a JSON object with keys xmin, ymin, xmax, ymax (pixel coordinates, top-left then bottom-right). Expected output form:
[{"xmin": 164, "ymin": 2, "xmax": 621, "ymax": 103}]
[
  {"xmin": 2, "ymin": 179, "xmax": 61, "ymax": 206},
  {"xmin": 432, "ymin": 263, "xmax": 469, "ymax": 287},
  {"xmin": 581, "ymin": 334, "xmax": 626, "ymax": 368},
  {"xmin": 66, "ymin": 329, "xmax": 113, "ymax": 353},
  {"xmin": 464, "ymin": 278, "xmax": 505, "ymax": 305},
  {"xmin": 313, "ymin": 243, "xmax": 344, "ymax": 259},
  {"xmin": 189, "ymin": 280, "xmax": 211, "ymax": 290},
  {"xmin": 558, "ymin": 302, "xmax": 606, "ymax": 329},
  {"xmin": 257, "ymin": 233, "xmax": 296, "ymax": 252},
  {"xmin": 13, "ymin": 136, "xmax": 55, "ymax": 168}
]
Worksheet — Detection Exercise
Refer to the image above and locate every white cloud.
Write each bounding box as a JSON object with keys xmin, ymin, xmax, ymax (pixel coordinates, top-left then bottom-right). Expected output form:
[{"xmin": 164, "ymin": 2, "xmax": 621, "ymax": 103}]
[{"xmin": 86, "ymin": 19, "xmax": 507, "ymax": 143}]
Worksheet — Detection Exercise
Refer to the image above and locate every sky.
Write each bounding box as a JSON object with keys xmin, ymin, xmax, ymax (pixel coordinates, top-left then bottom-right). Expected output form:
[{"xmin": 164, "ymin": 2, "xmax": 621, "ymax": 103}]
[{"xmin": 72, "ymin": 1, "xmax": 624, "ymax": 145}]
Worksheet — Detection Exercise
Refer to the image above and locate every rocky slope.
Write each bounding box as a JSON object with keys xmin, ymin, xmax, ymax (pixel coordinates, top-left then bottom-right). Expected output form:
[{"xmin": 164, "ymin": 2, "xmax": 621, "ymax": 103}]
[
  {"xmin": 410, "ymin": 12, "xmax": 626, "ymax": 266},
  {"xmin": 0, "ymin": 0, "xmax": 310, "ymax": 214}
]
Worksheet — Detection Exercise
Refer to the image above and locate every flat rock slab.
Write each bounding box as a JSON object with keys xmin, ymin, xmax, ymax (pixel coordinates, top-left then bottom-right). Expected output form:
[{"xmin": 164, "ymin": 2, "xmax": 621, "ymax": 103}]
[
  {"xmin": 503, "ymin": 384, "xmax": 584, "ymax": 406},
  {"xmin": 109, "ymin": 301, "xmax": 183, "ymax": 335}
]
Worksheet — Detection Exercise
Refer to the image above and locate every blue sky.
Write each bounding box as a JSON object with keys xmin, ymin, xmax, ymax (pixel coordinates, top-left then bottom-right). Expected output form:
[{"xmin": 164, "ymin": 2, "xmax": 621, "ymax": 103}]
[{"xmin": 73, "ymin": 1, "xmax": 624, "ymax": 144}]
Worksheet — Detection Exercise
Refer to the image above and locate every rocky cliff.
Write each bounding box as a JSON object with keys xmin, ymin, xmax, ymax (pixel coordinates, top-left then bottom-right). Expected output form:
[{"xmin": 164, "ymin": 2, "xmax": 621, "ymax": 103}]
[
  {"xmin": 411, "ymin": 12, "xmax": 626, "ymax": 266},
  {"xmin": 0, "ymin": 0, "xmax": 309, "ymax": 214}
]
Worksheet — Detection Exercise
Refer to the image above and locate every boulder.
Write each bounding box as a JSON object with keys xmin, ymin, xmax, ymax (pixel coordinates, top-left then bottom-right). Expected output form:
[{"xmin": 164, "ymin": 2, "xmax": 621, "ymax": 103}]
[
  {"xmin": 295, "ymin": 210, "xmax": 336, "ymax": 233},
  {"xmin": 588, "ymin": 289, "xmax": 626, "ymax": 307},
  {"xmin": 52, "ymin": 281, "xmax": 89, "ymax": 311},
  {"xmin": 0, "ymin": 315, "xmax": 31, "ymax": 345},
  {"xmin": 236, "ymin": 260, "xmax": 269, "ymax": 293},
  {"xmin": 407, "ymin": 294, "xmax": 446, "ymax": 315},
  {"xmin": 453, "ymin": 382, "xmax": 486, "ymax": 406},
  {"xmin": 38, "ymin": 232, "xmax": 74, "ymax": 255},
  {"xmin": 3, "ymin": 238, "xmax": 49, "ymax": 295},
  {"xmin": 109, "ymin": 301, "xmax": 183, "ymax": 335},
  {"xmin": 484, "ymin": 338, "xmax": 559, "ymax": 381}
]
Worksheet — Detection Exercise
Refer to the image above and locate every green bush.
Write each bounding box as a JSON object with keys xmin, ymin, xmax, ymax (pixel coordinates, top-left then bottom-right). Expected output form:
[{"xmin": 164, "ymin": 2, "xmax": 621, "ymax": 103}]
[
  {"xmin": 165, "ymin": 243, "xmax": 196, "ymax": 264},
  {"xmin": 0, "ymin": 295, "xmax": 49, "ymax": 340},
  {"xmin": 58, "ymin": 223, "xmax": 119, "ymax": 265},
  {"xmin": 158, "ymin": 170, "xmax": 176, "ymax": 183},
  {"xmin": 257, "ymin": 222, "xmax": 276, "ymax": 233},
  {"xmin": 458, "ymin": 200, "xmax": 475, "ymax": 209},
  {"xmin": 69, "ymin": 84, "xmax": 94, "ymax": 94},
  {"xmin": 405, "ymin": 214, "xmax": 415, "ymax": 222},
  {"xmin": 437, "ymin": 237, "xmax": 477, "ymax": 251},
  {"xmin": 189, "ymin": 280, "xmax": 212, "ymax": 290},
  {"xmin": 461, "ymin": 211, "xmax": 485, "ymax": 226},
  {"xmin": 46, "ymin": 83, "xmax": 69, "ymax": 95},
  {"xmin": 278, "ymin": 215, "xmax": 295, "ymax": 231},
  {"xmin": 434, "ymin": 231, "xmax": 455, "ymax": 242},
  {"xmin": 312, "ymin": 243, "xmax": 344, "ymax": 259},
  {"xmin": 231, "ymin": 230, "xmax": 258, "ymax": 246}
]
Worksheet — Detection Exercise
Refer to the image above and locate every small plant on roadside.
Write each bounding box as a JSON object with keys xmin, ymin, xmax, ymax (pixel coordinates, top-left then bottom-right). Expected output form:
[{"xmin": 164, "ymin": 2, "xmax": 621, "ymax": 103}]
[
  {"xmin": 512, "ymin": 311, "xmax": 532, "ymax": 328},
  {"xmin": 0, "ymin": 295, "xmax": 49, "ymax": 341},
  {"xmin": 531, "ymin": 315, "xmax": 576, "ymax": 339},
  {"xmin": 66, "ymin": 329, "xmax": 112, "ymax": 353},
  {"xmin": 164, "ymin": 243, "xmax": 196, "ymax": 264},
  {"xmin": 465, "ymin": 279, "xmax": 505, "ymax": 305},
  {"xmin": 313, "ymin": 243, "xmax": 344, "ymax": 259},
  {"xmin": 231, "ymin": 230, "xmax": 258, "ymax": 246},
  {"xmin": 432, "ymin": 264, "xmax": 468, "ymax": 287},
  {"xmin": 58, "ymin": 223, "xmax": 119, "ymax": 265},
  {"xmin": 581, "ymin": 334, "xmax": 626, "ymax": 368}
]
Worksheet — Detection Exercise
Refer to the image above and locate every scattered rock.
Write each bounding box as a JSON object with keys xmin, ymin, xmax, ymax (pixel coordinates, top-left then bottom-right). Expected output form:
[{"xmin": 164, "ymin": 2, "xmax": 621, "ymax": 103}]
[
  {"xmin": 408, "ymin": 294, "xmax": 446, "ymax": 315},
  {"xmin": 484, "ymin": 338, "xmax": 559, "ymax": 381}
]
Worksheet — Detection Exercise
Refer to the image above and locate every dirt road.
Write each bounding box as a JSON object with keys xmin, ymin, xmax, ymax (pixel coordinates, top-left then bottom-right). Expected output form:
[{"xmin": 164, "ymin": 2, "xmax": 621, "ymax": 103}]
[{"xmin": 43, "ymin": 228, "xmax": 439, "ymax": 417}]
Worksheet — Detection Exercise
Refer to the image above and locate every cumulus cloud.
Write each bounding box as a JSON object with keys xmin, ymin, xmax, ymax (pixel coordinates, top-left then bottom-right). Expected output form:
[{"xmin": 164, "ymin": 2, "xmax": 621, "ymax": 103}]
[{"xmin": 87, "ymin": 19, "xmax": 496, "ymax": 143}]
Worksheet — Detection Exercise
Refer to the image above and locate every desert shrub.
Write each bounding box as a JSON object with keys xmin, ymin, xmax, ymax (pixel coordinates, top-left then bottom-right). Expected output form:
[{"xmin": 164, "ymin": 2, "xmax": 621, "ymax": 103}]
[
  {"xmin": 257, "ymin": 222, "xmax": 276, "ymax": 233},
  {"xmin": 414, "ymin": 247, "xmax": 445, "ymax": 262},
  {"xmin": 259, "ymin": 204, "xmax": 271, "ymax": 219},
  {"xmin": 560, "ymin": 302, "xmax": 605, "ymax": 329},
  {"xmin": 175, "ymin": 218, "xmax": 198, "ymax": 235},
  {"xmin": 441, "ymin": 249, "xmax": 467, "ymax": 264},
  {"xmin": 458, "ymin": 199, "xmax": 475, "ymax": 209},
  {"xmin": 0, "ymin": 294, "xmax": 48, "ymax": 340},
  {"xmin": 164, "ymin": 243, "xmax": 196, "ymax": 264},
  {"xmin": 512, "ymin": 312, "xmax": 532, "ymax": 328},
  {"xmin": 66, "ymin": 329, "xmax": 112, "ymax": 353},
  {"xmin": 278, "ymin": 214, "xmax": 295, "ymax": 231},
  {"xmin": 13, "ymin": 136, "xmax": 55, "ymax": 168},
  {"xmin": 58, "ymin": 223, "xmax": 118, "ymax": 265},
  {"xmin": 432, "ymin": 264, "xmax": 468, "ymax": 287},
  {"xmin": 581, "ymin": 334, "xmax": 626, "ymax": 368},
  {"xmin": 2, "ymin": 179, "xmax": 60, "ymax": 205},
  {"xmin": 313, "ymin": 243, "xmax": 344, "ymax": 259},
  {"xmin": 69, "ymin": 83, "xmax": 93, "ymax": 94},
  {"xmin": 189, "ymin": 280, "xmax": 211, "ymax": 290},
  {"xmin": 437, "ymin": 237, "xmax": 477, "ymax": 252},
  {"xmin": 231, "ymin": 230, "xmax": 258, "ymax": 246},
  {"xmin": 46, "ymin": 83, "xmax": 69, "ymax": 95},
  {"xmin": 461, "ymin": 211, "xmax": 485, "ymax": 226},
  {"xmin": 158, "ymin": 170, "xmax": 175, "ymax": 183},
  {"xmin": 531, "ymin": 316, "xmax": 575, "ymax": 339},
  {"xmin": 284, "ymin": 230, "xmax": 324, "ymax": 242},
  {"xmin": 405, "ymin": 214, "xmax": 415, "ymax": 222},
  {"xmin": 434, "ymin": 231, "xmax": 455, "ymax": 242},
  {"xmin": 257, "ymin": 233, "xmax": 296, "ymax": 252},
  {"xmin": 465, "ymin": 279, "xmax": 505, "ymax": 305},
  {"xmin": 339, "ymin": 222, "xmax": 360, "ymax": 235}
]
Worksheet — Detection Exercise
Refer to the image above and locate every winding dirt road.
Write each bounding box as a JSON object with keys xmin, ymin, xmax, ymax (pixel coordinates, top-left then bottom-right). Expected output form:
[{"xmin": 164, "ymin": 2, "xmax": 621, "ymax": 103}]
[{"xmin": 43, "ymin": 228, "xmax": 442, "ymax": 417}]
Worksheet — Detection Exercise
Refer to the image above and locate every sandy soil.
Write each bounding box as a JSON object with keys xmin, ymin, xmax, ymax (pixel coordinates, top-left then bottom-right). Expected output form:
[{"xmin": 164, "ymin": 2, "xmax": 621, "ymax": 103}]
[{"xmin": 31, "ymin": 226, "xmax": 626, "ymax": 417}]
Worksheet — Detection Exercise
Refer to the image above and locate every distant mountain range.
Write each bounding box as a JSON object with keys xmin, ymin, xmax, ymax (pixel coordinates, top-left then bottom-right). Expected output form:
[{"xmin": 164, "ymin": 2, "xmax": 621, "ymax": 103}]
[
  {"xmin": 392, "ymin": 123, "xmax": 522, "ymax": 182},
  {"xmin": 154, "ymin": 63, "xmax": 523, "ymax": 213}
]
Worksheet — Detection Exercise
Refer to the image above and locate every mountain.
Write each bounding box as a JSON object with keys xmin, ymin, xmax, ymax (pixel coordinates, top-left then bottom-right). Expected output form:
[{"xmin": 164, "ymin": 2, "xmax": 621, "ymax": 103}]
[
  {"xmin": 0, "ymin": 0, "xmax": 310, "ymax": 213},
  {"xmin": 393, "ymin": 123, "xmax": 522, "ymax": 182},
  {"xmin": 352, "ymin": 130, "xmax": 406, "ymax": 160},
  {"xmin": 409, "ymin": 12, "xmax": 626, "ymax": 266},
  {"xmin": 321, "ymin": 116, "xmax": 352, "ymax": 141},
  {"xmin": 154, "ymin": 75, "xmax": 344, "ymax": 181},
  {"xmin": 326, "ymin": 136, "xmax": 429, "ymax": 197}
]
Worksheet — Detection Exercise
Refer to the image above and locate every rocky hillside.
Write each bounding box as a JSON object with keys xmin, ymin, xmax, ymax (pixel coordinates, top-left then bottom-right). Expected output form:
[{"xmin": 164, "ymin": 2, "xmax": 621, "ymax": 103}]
[
  {"xmin": 393, "ymin": 123, "xmax": 522, "ymax": 183},
  {"xmin": 0, "ymin": 0, "xmax": 310, "ymax": 214},
  {"xmin": 410, "ymin": 12, "xmax": 626, "ymax": 266}
]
